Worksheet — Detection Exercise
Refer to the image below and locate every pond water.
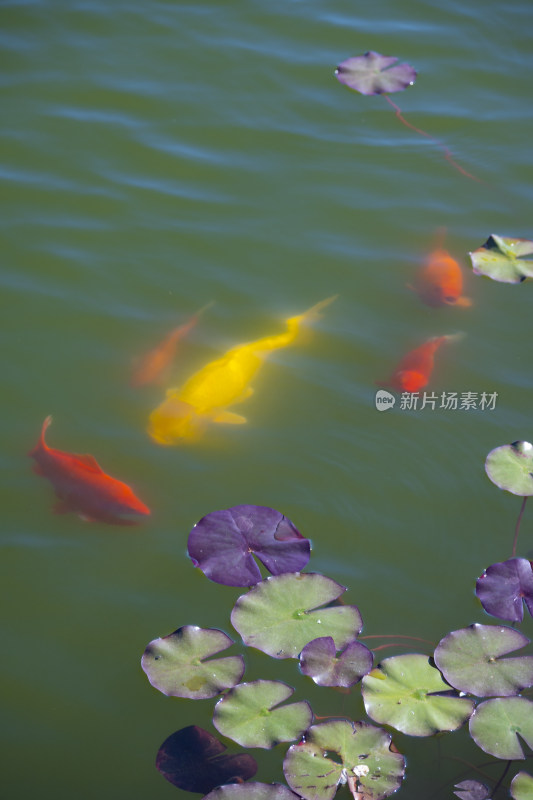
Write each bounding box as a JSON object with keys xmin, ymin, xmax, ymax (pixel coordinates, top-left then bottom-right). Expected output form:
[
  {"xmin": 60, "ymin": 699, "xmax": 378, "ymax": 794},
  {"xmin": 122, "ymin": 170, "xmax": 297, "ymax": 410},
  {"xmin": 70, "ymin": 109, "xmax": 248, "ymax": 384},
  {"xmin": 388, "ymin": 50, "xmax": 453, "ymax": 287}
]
[{"xmin": 2, "ymin": 0, "xmax": 533, "ymax": 798}]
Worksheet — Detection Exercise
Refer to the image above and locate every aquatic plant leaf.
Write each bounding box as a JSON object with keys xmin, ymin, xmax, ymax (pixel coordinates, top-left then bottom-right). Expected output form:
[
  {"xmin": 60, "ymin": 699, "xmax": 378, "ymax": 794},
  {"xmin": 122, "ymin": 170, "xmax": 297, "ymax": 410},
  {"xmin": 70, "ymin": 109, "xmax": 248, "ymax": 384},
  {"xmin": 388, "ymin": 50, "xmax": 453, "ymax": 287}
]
[
  {"xmin": 361, "ymin": 653, "xmax": 474, "ymax": 736},
  {"xmin": 188, "ymin": 505, "xmax": 310, "ymax": 586},
  {"xmin": 204, "ymin": 784, "xmax": 302, "ymax": 800},
  {"xmin": 454, "ymin": 780, "xmax": 490, "ymax": 800},
  {"xmin": 469, "ymin": 697, "xmax": 533, "ymax": 759},
  {"xmin": 485, "ymin": 442, "xmax": 533, "ymax": 496},
  {"xmin": 284, "ymin": 719, "xmax": 405, "ymax": 800},
  {"xmin": 476, "ymin": 558, "xmax": 533, "ymax": 623},
  {"xmin": 212, "ymin": 680, "xmax": 313, "ymax": 749},
  {"xmin": 335, "ymin": 51, "xmax": 417, "ymax": 95},
  {"xmin": 156, "ymin": 725, "xmax": 257, "ymax": 792},
  {"xmin": 299, "ymin": 636, "xmax": 373, "ymax": 687},
  {"xmin": 511, "ymin": 771, "xmax": 533, "ymax": 800},
  {"xmin": 141, "ymin": 626, "xmax": 245, "ymax": 700},
  {"xmin": 231, "ymin": 572, "xmax": 363, "ymax": 659},
  {"xmin": 434, "ymin": 623, "xmax": 533, "ymax": 697},
  {"xmin": 469, "ymin": 235, "xmax": 533, "ymax": 283}
]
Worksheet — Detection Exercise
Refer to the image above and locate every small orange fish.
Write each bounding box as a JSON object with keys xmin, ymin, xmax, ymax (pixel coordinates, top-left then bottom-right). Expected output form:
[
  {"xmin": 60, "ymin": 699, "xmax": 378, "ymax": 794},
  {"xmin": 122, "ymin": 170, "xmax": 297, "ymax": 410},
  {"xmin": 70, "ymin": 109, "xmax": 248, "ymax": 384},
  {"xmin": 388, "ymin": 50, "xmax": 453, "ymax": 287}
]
[
  {"xmin": 409, "ymin": 231, "xmax": 471, "ymax": 308},
  {"xmin": 131, "ymin": 302, "xmax": 214, "ymax": 388},
  {"xmin": 29, "ymin": 416, "xmax": 150, "ymax": 525},
  {"xmin": 378, "ymin": 334, "xmax": 462, "ymax": 393}
]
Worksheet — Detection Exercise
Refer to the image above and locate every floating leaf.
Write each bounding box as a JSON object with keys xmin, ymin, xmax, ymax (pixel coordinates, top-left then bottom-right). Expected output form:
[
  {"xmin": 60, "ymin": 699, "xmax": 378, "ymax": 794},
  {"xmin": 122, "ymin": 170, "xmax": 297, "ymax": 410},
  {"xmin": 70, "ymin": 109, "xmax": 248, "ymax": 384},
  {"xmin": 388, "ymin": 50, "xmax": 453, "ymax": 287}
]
[
  {"xmin": 141, "ymin": 626, "xmax": 245, "ymax": 700},
  {"xmin": 204, "ymin": 784, "xmax": 302, "ymax": 800},
  {"xmin": 476, "ymin": 558, "xmax": 533, "ymax": 623},
  {"xmin": 454, "ymin": 780, "xmax": 490, "ymax": 800},
  {"xmin": 485, "ymin": 442, "xmax": 533, "ymax": 496},
  {"xmin": 231, "ymin": 572, "xmax": 363, "ymax": 659},
  {"xmin": 469, "ymin": 697, "xmax": 533, "ymax": 760},
  {"xmin": 361, "ymin": 653, "xmax": 474, "ymax": 736},
  {"xmin": 213, "ymin": 680, "xmax": 313, "ymax": 749},
  {"xmin": 434, "ymin": 623, "xmax": 533, "ymax": 697},
  {"xmin": 299, "ymin": 636, "xmax": 373, "ymax": 687},
  {"xmin": 284, "ymin": 719, "xmax": 405, "ymax": 800},
  {"xmin": 188, "ymin": 505, "xmax": 310, "ymax": 586},
  {"xmin": 511, "ymin": 771, "xmax": 533, "ymax": 800},
  {"xmin": 156, "ymin": 726, "xmax": 257, "ymax": 793},
  {"xmin": 335, "ymin": 51, "xmax": 416, "ymax": 96},
  {"xmin": 469, "ymin": 235, "xmax": 533, "ymax": 283}
]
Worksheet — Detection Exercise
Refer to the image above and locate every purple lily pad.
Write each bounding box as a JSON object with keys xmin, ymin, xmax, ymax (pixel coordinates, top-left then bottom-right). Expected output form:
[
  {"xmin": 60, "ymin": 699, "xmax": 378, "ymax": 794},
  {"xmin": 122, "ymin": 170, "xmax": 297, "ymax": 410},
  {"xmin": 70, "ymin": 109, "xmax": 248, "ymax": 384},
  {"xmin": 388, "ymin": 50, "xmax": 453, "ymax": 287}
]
[
  {"xmin": 476, "ymin": 558, "xmax": 533, "ymax": 623},
  {"xmin": 299, "ymin": 636, "xmax": 373, "ymax": 687},
  {"xmin": 335, "ymin": 51, "xmax": 417, "ymax": 96},
  {"xmin": 156, "ymin": 726, "xmax": 257, "ymax": 793},
  {"xmin": 454, "ymin": 780, "xmax": 490, "ymax": 800},
  {"xmin": 188, "ymin": 505, "xmax": 310, "ymax": 586}
]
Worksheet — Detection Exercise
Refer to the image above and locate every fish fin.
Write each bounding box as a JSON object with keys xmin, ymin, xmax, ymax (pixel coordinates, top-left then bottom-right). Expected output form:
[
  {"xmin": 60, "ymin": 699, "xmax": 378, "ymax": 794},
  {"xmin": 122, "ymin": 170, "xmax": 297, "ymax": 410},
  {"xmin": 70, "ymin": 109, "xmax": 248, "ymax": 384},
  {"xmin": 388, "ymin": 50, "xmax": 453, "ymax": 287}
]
[
  {"xmin": 406, "ymin": 283, "xmax": 416, "ymax": 293},
  {"xmin": 454, "ymin": 296, "xmax": 472, "ymax": 308},
  {"xmin": 212, "ymin": 411, "xmax": 247, "ymax": 425},
  {"xmin": 53, "ymin": 499, "xmax": 73, "ymax": 515},
  {"xmin": 32, "ymin": 463, "xmax": 45, "ymax": 475},
  {"xmin": 235, "ymin": 387, "xmax": 254, "ymax": 402},
  {"xmin": 72, "ymin": 453, "xmax": 105, "ymax": 473}
]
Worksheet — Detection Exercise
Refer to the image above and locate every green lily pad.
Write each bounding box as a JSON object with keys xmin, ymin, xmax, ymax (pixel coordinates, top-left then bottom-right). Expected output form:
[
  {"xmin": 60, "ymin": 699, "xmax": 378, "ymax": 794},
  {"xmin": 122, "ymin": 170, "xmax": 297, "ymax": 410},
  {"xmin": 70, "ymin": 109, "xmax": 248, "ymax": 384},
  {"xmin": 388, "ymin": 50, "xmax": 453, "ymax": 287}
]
[
  {"xmin": 453, "ymin": 780, "xmax": 490, "ymax": 800},
  {"xmin": 511, "ymin": 771, "xmax": 533, "ymax": 800},
  {"xmin": 361, "ymin": 654, "xmax": 474, "ymax": 736},
  {"xmin": 469, "ymin": 697, "xmax": 533, "ymax": 760},
  {"xmin": 485, "ymin": 442, "xmax": 533, "ymax": 496},
  {"xmin": 283, "ymin": 719, "xmax": 405, "ymax": 800},
  {"xmin": 141, "ymin": 626, "xmax": 245, "ymax": 699},
  {"xmin": 230, "ymin": 573, "xmax": 363, "ymax": 659},
  {"xmin": 212, "ymin": 680, "xmax": 313, "ymax": 749},
  {"xmin": 434, "ymin": 623, "xmax": 533, "ymax": 697},
  {"xmin": 469, "ymin": 234, "xmax": 533, "ymax": 283},
  {"xmin": 204, "ymin": 784, "xmax": 302, "ymax": 800}
]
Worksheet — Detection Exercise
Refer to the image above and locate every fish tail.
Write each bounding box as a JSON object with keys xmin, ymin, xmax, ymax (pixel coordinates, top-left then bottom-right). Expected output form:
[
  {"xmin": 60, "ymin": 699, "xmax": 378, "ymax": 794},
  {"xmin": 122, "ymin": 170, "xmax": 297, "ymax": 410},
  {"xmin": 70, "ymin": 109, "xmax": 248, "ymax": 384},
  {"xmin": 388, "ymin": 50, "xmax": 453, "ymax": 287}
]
[
  {"xmin": 431, "ymin": 226, "xmax": 448, "ymax": 250},
  {"xmin": 455, "ymin": 296, "xmax": 473, "ymax": 308},
  {"xmin": 195, "ymin": 300, "xmax": 215, "ymax": 317},
  {"xmin": 29, "ymin": 415, "xmax": 52, "ymax": 457},
  {"xmin": 285, "ymin": 294, "xmax": 338, "ymax": 338}
]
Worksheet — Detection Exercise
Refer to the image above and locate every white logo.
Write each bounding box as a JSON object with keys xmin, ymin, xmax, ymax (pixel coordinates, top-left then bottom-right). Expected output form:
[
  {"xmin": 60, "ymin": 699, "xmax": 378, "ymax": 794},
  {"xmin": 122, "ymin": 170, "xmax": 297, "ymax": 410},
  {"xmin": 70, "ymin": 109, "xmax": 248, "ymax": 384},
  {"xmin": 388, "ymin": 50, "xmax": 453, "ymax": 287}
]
[{"xmin": 375, "ymin": 390, "xmax": 396, "ymax": 411}]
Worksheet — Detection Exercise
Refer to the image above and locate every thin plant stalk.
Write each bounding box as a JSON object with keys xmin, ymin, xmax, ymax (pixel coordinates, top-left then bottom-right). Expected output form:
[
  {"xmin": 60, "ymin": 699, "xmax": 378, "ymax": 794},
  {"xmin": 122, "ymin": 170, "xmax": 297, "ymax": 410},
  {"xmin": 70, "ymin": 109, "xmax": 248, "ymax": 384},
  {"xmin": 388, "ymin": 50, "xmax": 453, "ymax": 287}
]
[{"xmin": 512, "ymin": 496, "xmax": 528, "ymax": 557}]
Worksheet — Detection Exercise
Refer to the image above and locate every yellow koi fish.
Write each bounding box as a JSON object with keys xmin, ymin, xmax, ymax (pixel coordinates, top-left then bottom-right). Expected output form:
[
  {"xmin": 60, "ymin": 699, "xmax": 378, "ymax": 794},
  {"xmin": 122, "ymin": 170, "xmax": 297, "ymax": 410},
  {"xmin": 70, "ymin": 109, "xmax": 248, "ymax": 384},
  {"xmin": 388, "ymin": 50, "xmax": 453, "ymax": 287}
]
[{"xmin": 147, "ymin": 295, "xmax": 337, "ymax": 445}]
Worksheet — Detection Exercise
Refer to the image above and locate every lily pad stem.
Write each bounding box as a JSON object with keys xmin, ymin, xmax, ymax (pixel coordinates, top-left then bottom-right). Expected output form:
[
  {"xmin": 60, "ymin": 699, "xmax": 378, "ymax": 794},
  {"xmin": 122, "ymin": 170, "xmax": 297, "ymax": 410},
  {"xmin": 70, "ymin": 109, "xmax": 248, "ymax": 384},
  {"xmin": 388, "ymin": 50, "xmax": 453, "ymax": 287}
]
[{"xmin": 512, "ymin": 496, "xmax": 528, "ymax": 558}]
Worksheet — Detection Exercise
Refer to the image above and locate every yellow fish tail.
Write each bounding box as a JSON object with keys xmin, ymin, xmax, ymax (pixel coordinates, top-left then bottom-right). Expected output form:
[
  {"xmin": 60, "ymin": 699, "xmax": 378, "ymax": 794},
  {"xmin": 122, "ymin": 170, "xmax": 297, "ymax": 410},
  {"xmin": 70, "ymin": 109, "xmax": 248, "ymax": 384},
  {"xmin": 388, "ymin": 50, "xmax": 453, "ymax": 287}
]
[{"xmin": 284, "ymin": 294, "xmax": 338, "ymax": 344}]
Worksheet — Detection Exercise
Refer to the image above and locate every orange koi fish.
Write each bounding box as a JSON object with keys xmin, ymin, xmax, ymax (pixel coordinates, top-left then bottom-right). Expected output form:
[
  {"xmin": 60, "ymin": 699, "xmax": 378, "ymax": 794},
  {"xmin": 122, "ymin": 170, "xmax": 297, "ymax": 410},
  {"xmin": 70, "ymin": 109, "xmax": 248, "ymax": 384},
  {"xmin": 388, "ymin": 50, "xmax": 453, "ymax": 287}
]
[
  {"xmin": 131, "ymin": 302, "xmax": 214, "ymax": 388},
  {"xmin": 408, "ymin": 231, "xmax": 471, "ymax": 308},
  {"xmin": 378, "ymin": 334, "xmax": 463, "ymax": 393},
  {"xmin": 29, "ymin": 416, "xmax": 150, "ymax": 524}
]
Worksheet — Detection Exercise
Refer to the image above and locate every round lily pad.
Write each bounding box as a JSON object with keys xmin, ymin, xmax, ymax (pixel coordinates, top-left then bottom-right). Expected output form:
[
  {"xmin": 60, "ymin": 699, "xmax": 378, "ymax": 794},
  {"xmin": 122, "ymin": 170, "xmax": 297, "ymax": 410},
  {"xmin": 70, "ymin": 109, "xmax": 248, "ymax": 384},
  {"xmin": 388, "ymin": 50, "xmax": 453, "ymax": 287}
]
[
  {"xmin": 212, "ymin": 680, "xmax": 313, "ymax": 749},
  {"xmin": 476, "ymin": 558, "xmax": 533, "ymax": 623},
  {"xmin": 141, "ymin": 626, "xmax": 245, "ymax": 699},
  {"xmin": 511, "ymin": 771, "xmax": 533, "ymax": 800},
  {"xmin": 434, "ymin": 623, "xmax": 533, "ymax": 697},
  {"xmin": 453, "ymin": 780, "xmax": 490, "ymax": 800},
  {"xmin": 469, "ymin": 234, "xmax": 533, "ymax": 283},
  {"xmin": 361, "ymin": 653, "xmax": 474, "ymax": 736},
  {"xmin": 485, "ymin": 442, "xmax": 533, "ymax": 496},
  {"xmin": 299, "ymin": 636, "xmax": 373, "ymax": 687},
  {"xmin": 335, "ymin": 51, "xmax": 417, "ymax": 96},
  {"xmin": 284, "ymin": 719, "xmax": 405, "ymax": 800},
  {"xmin": 188, "ymin": 505, "xmax": 310, "ymax": 586},
  {"xmin": 231, "ymin": 572, "xmax": 363, "ymax": 659},
  {"xmin": 469, "ymin": 697, "xmax": 533, "ymax": 760},
  {"xmin": 204, "ymin": 784, "xmax": 302, "ymax": 800}
]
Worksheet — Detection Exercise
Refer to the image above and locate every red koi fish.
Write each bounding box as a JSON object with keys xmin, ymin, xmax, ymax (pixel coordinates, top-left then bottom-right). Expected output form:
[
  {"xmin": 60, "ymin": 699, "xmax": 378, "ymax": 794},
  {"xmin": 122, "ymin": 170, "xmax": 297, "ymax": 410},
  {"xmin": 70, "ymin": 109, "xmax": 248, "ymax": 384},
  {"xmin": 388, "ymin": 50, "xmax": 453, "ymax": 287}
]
[
  {"xmin": 29, "ymin": 416, "xmax": 150, "ymax": 525},
  {"xmin": 131, "ymin": 302, "xmax": 214, "ymax": 388},
  {"xmin": 378, "ymin": 334, "xmax": 463, "ymax": 393},
  {"xmin": 408, "ymin": 230, "xmax": 471, "ymax": 308}
]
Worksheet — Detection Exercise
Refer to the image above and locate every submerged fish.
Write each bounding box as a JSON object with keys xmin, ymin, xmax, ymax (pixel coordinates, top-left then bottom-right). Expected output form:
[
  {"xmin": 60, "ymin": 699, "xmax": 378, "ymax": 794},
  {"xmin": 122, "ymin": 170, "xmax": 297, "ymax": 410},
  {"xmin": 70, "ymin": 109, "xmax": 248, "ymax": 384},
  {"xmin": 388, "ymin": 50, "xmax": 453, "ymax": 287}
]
[
  {"xmin": 29, "ymin": 416, "xmax": 150, "ymax": 524},
  {"xmin": 147, "ymin": 295, "xmax": 337, "ymax": 445},
  {"xmin": 131, "ymin": 302, "xmax": 214, "ymax": 388},
  {"xmin": 378, "ymin": 334, "xmax": 463, "ymax": 393},
  {"xmin": 408, "ymin": 230, "xmax": 471, "ymax": 308}
]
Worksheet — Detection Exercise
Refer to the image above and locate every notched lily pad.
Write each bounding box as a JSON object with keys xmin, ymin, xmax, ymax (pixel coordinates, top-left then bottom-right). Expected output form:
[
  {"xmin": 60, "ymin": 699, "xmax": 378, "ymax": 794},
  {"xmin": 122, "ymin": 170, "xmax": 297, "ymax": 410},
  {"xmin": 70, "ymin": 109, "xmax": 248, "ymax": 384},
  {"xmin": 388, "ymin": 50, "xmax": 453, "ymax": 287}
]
[
  {"xmin": 511, "ymin": 771, "xmax": 533, "ymax": 800},
  {"xmin": 231, "ymin": 572, "xmax": 363, "ymax": 659},
  {"xmin": 212, "ymin": 680, "xmax": 313, "ymax": 749},
  {"xmin": 299, "ymin": 636, "xmax": 373, "ymax": 687},
  {"xmin": 476, "ymin": 558, "xmax": 533, "ymax": 623},
  {"xmin": 188, "ymin": 505, "xmax": 310, "ymax": 586},
  {"xmin": 361, "ymin": 653, "xmax": 474, "ymax": 737},
  {"xmin": 485, "ymin": 441, "xmax": 533, "ymax": 496},
  {"xmin": 454, "ymin": 780, "xmax": 490, "ymax": 800},
  {"xmin": 141, "ymin": 625, "xmax": 245, "ymax": 699},
  {"xmin": 469, "ymin": 697, "xmax": 533, "ymax": 760},
  {"xmin": 469, "ymin": 234, "xmax": 533, "ymax": 283},
  {"xmin": 335, "ymin": 50, "xmax": 417, "ymax": 95},
  {"xmin": 204, "ymin": 784, "xmax": 302, "ymax": 800},
  {"xmin": 434, "ymin": 623, "xmax": 533, "ymax": 697}
]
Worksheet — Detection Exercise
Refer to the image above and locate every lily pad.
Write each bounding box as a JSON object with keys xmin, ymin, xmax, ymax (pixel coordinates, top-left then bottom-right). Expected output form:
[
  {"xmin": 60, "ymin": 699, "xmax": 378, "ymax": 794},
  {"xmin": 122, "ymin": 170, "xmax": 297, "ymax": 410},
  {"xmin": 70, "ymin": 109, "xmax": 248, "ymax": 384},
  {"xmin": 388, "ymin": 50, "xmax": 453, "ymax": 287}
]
[
  {"xmin": 454, "ymin": 780, "xmax": 490, "ymax": 800},
  {"xmin": 476, "ymin": 558, "xmax": 533, "ymax": 623},
  {"xmin": 361, "ymin": 654, "xmax": 474, "ymax": 736},
  {"xmin": 299, "ymin": 636, "xmax": 373, "ymax": 687},
  {"xmin": 511, "ymin": 771, "xmax": 533, "ymax": 800},
  {"xmin": 212, "ymin": 680, "xmax": 313, "ymax": 749},
  {"xmin": 231, "ymin": 572, "xmax": 363, "ymax": 659},
  {"xmin": 485, "ymin": 442, "xmax": 533, "ymax": 496},
  {"xmin": 469, "ymin": 697, "xmax": 533, "ymax": 760},
  {"xmin": 141, "ymin": 626, "xmax": 245, "ymax": 700},
  {"xmin": 188, "ymin": 505, "xmax": 310, "ymax": 586},
  {"xmin": 469, "ymin": 235, "xmax": 533, "ymax": 283},
  {"xmin": 434, "ymin": 623, "xmax": 533, "ymax": 697},
  {"xmin": 284, "ymin": 719, "xmax": 405, "ymax": 800},
  {"xmin": 335, "ymin": 51, "xmax": 417, "ymax": 96},
  {"xmin": 204, "ymin": 784, "xmax": 302, "ymax": 800},
  {"xmin": 156, "ymin": 725, "xmax": 257, "ymax": 793}
]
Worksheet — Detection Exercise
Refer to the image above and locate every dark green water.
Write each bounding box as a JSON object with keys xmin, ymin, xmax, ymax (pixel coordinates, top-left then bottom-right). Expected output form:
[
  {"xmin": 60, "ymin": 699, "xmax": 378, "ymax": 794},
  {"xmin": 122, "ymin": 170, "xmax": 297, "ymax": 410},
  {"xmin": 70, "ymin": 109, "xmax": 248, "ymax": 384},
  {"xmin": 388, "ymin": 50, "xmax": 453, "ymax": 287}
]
[{"xmin": 2, "ymin": 0, "xmax": 533, "ymax": 798}]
